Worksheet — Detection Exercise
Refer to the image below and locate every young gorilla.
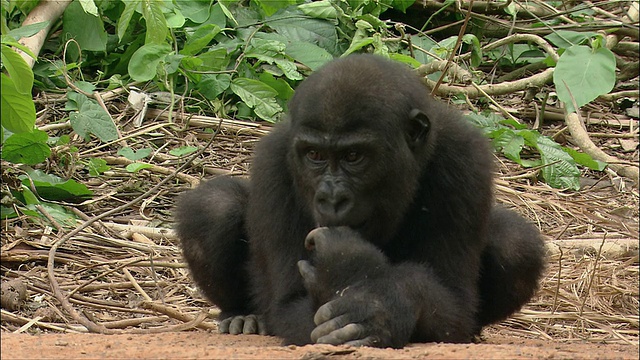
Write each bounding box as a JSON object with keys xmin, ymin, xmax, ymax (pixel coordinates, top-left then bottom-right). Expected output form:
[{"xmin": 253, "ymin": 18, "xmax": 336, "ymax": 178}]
[{"xmin": 175, "ymin": 54, "xmax": 545, "ymax": 348}]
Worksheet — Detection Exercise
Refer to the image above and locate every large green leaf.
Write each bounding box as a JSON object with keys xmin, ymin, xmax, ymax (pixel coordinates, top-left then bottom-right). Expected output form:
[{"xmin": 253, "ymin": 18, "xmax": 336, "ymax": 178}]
[
  {"xmin": 545, "ymin": 30, "xmax": 597, "ymax": 49},
  {"xmin": 69, "ymin": 95, "xmax": 118, "ymax": 142},
  {"xmin": 267, "ymin": 15, "xmax": 338, "ymax": 55},
  {"xmin": 298, "ymin": 0, "xmax": 338, "ymax": 20},
  {"xmin": 128, "ymin": 43, "xmax": 172, "ymax": 81},
  {"xmin": 1, "ymin": 73, "xmax": 36, "ymax": 133},
  {"xmin": 246, "ymin": 38, "xmax": 303, "ymax": 80},
  {"xmin": 1, "ymin": 130, "xmax": 50, "ymax": 165},
  {"xmin": 230, "ymin": 78, "xmax": 282, "ymax": 123},
  {"xmin": 553, "ymin": 45, "xmax": 616, "ymax": 113},
  {"xmin": 62, "ymin": 0, "xmax": 107, "ymax": 52},
  {"xmin": 116, "ymin": 0, "xmax": 138, "ymax": 43},
  {"xmin": 141, "ymin": 0, "xmax": 168, "ymax": 44},
  {"xmin": 181, "ymin": 24, "xmax": 221, "ymax": 55},
  {"xmin": 176, "ymin": 0, "xmax": 211, "ymax": 23},
  {"xmin": 19, "ymin": 169, "xmax": 92, "ymax": 201},
  {"xmin": 285, "ymin": 41, "xmax": 334, "ymax": 71},
  {"xmin": 527, "ymin": 132, "xmax": 581, "ymax": 190}
]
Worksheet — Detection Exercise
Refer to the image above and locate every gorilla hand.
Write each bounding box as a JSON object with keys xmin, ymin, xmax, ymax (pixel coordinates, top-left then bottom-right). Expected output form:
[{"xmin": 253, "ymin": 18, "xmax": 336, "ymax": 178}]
[
  {"xmin": 218, "ymin": 314, "xmax": 267, "ymax": 335},
  {"xmin": 297, "ymin": 227, "xmax": 414, "ymax": 348}
]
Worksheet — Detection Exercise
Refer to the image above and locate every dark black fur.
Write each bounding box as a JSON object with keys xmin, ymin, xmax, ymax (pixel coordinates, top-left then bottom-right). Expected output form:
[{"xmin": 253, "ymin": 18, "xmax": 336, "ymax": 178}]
[{"xmin": 176, "ymin": 54, "xmax": 545, "ymax": 348}]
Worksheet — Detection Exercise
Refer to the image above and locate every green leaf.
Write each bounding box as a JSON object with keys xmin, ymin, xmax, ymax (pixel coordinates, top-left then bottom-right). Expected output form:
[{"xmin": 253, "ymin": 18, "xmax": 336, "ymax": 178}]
[
  {"xmin": 116, "ymin": 0, "xmax": 138, "ymax": 43},
  {"xmin": 563, "ymin": 147, "xmax": 607, "ymax": 171},
  {"xmin": 118, "ymin": 147, "xmax": 152, "ymax": 161},
  {"xmin": 1, "ymin": 73, "xmax": 36, "ymax": 133},
  {"xmin": 32, "ymin": 201, "xmax": 78, "ymax": 227},
  {"xmin": 7, "ymin": 21, "xmax": 50, "ymax": 40},
  {"xmin": 165, "ymin": 7, "xmax": 186, "ymax": 28},
  {"xmin": 492, "ymin": 129, "xmax": 525, "ymax": 163},
  {"xmin": 254, "ymin": 0, "xmax": 296, "ymax": 17},
  {"xmin": 246, "ymin": 38, "xmax": 303, "ymax": 80},
  {"xmin": 553, "ymin": 45, "xmax": 616, "ymax": 113},
  {"xmin": 176, "ymin": 0, "xmax": 211, "ymax": 23},
  {"xmin": 259, "ymin": 72, "xmax": 294, "ymax": 101},
  {"xmin": 392, "ymin": 0, "xmax": 414, "ymax": 12},
  {"xmin": 126, "ymin": 163, "xmax": 154, "ymax": 173},
  {"xmin": 299, "ymin": 0, "xmax": 338, "ymax": 20},
  {"xmin": 181, "ymin": 24, "xmax": 221, "ymax": 56},
  {"xmin": 19, "ymin": 169, "xmax": 93, "ymax": 201},
  {"xmin": 1, "ymin": 130, "xmax": 50, "ymax": 165},
  {"xmin": 389, "ymin": 53, "xmax": 421, "ymax": 68},
  {"xmin": 169, "ymin": 146, "xmax": 198, "ymax": 157},
  {"xmin": 69, "ymin": 95, "xmax": 119, "ymax": 142},
  {"xmin": 141, "ymin": 0, "xmax": 168, "ymax": 44},
  {"xmin": 128, "ymin": 43, "xmax": 172, "ymax": 81},
  {"xmin": 284, "ymin": 41, "xmax": 333, "ymax": 71},
  {"xmin": 545, "ymin": 30, "xmax": 597, "ymax": 49},
  {"xmin": 1, "ymin": 205, "xmax": 18, "ymax": 220},
  {"xmin": 87, "ymin": 158, "xmax": 110, "ymax": 176},
  {"xmin": 217, "ymin": 1, "xmax": 238, "ymax": 27},
  {"xmin": 78, "ymin": 0, "xmax": 99, "ymax": 16},
  {"xmin": 267, "ymin": 15, "xmax": 338, "ymax": 56},
  {"xmin": 534, "ymin": 136, "xmax": 581, "ymax": 190},
  {"xmin": 197, "ymin": 74, "xmax": 232, "ymax": 100},
  {"xmin": 230, "ymin": 78, "xmax": 282, "ymax": 123},
  {"xmin": 462, "ymin": 34, "xmax": 482, "ymax": 68},
  {"xmin": 62, "ymin": 0, "xmax": 107, "ymax": 52}
]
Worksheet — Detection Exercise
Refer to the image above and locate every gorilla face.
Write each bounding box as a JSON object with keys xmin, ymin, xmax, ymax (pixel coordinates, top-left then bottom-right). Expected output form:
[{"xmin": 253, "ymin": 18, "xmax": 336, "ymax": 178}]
[{"xmin": 286, "ymin": 58, "xmax": 432, "ymax": 244}]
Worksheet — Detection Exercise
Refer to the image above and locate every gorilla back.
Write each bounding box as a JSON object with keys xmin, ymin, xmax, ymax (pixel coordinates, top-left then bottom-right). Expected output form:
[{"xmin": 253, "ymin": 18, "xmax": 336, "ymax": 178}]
[{"xmin": 176, "ymin": 54, "xmax": 545, "ymax": 348}]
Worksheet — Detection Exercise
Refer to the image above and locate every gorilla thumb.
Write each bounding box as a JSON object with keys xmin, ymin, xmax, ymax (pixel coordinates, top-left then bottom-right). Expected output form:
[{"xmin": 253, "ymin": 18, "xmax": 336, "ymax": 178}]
[{"xmin": 297, "ymin": 260, "xmax": 318, "ymax": 289}]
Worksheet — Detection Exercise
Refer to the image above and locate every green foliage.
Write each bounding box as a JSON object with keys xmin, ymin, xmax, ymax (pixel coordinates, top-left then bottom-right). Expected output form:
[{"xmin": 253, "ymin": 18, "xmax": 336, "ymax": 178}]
[
  {"xmin": 1, "ymin": 129, "xmax": 50, "ymax": 165},
  {"xmin": 169, "ymin": 146, "xmax": 198, "ymax": 157},
  {"xmin": 467, "ymin": 113, "xmax": 607, "ymax": 190},
  {"xmin": 0, "ymin": 0, "xmax": 623, "ymax": 226},
  {"xmin": 126, "ymin": 163, "xmax": 154, "ymax": 173},
  {"xmin": 67, "ymin": 92, "xmax": 119, "ymax": 142},
  {"xmin": 19, "ymin": 169, "xmax": 93, "ymax": 201},
  {"xmin": 553, "ymin": 43, "xmax": 616, "ymax": 113},
  {"xmin": 118, "ymin": 147, "xmax": 152, "ymax": 161},
  {"xmin": 87, "ymin": 158, "xmax": 110, "ymax": 176}
]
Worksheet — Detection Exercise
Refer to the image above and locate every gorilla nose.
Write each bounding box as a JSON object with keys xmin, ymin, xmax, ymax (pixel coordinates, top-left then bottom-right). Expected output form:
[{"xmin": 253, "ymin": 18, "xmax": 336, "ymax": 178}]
[{"xmin": 315, "ymin": 191, "xmax": 353, "ymax": 223}]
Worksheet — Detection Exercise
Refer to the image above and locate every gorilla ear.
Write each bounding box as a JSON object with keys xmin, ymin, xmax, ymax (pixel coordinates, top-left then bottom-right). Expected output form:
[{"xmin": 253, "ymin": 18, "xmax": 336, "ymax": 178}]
[{"xmin": 408, "ymin": 109, "xmax": 431, "ymax": 148}]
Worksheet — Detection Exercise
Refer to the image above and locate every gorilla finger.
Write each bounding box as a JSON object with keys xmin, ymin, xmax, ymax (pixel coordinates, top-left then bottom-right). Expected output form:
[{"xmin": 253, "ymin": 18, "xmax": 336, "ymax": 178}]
[
  {"xmin": 297, "ymin": 260, "xmax": 317, "ymax": 288},
  {"xmin": 345, "ymin": 335, "xmax": 379, "ymax": 347},
  {"xmin": 229, "ymin": 316, "xmax": 245, "ymax": 335},
  {"xmin": 316, "ymin": 323, "xmax": 365, "ymax": 345},
  {"xmin": 242, "ymin": 314, "xmax": 259, "ymax": 334},
  {"xmin": 310, "ymin": 314, "xmax": 350, "ymax": 343},
  {"xmin": 313, "ymin": 299, "xmax": 341, "ymax": 325},
  {"xmin": 257, "ymin": 315, "xmax": 268, "ymax": 335},
  {"xmin": 218, "ymin": 317, "xmax": 232, "ymax": 334},
  {"xmin": 305, "ymin": 227, "xmax": 330, "ymax": 250}
]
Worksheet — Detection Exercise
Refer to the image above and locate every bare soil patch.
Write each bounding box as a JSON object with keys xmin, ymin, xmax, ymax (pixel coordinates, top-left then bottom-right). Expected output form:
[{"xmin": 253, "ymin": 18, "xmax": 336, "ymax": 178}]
[{"xmin": 2, "ymin": 331, "xmax": 639, "ymax": 359}]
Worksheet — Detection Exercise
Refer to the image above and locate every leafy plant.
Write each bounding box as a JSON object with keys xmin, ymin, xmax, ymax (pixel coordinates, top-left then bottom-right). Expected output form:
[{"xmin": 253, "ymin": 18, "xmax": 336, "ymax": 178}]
[{"xmin": 467, "ymin": 112, "xmax": 606, "ymax": 190}]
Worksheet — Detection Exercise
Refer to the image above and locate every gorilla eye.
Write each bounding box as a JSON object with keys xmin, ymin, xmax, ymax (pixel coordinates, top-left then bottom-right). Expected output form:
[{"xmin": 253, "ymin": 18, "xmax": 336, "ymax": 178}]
[
  {"xmin": 306, "ymin": 150, "xmax": 325, "ymax": 163},
  {"xmin": 344, "ymin": 151, "xmax": 363, "ymax": 163}
]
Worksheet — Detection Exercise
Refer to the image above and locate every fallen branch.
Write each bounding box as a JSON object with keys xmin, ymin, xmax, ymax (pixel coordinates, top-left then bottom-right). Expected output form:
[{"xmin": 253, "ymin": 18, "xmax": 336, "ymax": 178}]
[
  {"xmin": 16, "ymin": 0, "xmax": 72, "ymax": 68},
  {"xmin": 565, "ymin": 112, "xmax": 639, "ymax": 184}
]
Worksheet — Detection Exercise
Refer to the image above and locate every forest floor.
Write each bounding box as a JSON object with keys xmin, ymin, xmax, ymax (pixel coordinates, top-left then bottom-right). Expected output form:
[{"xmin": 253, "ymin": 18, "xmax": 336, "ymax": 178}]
[
  {"xmin": 1, "ymin": 85, "xmax": 638, "ymax": 360},
  {"xmin": 2, "ymin": 330, "xmax": 639, "ymax": 359}
]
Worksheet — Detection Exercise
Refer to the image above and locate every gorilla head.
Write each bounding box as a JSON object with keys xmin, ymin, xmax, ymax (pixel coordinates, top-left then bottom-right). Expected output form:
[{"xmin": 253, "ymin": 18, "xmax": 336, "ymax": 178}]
[{"xmin": 286, "ymin": 55, "xmax": 437, "ymax": 245}]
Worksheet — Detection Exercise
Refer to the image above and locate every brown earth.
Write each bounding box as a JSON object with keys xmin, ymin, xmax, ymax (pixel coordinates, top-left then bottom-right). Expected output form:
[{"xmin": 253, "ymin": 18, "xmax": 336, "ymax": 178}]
[{"xmin": 2, "ymin": 331, "xmax": 638, "ymax": 359}]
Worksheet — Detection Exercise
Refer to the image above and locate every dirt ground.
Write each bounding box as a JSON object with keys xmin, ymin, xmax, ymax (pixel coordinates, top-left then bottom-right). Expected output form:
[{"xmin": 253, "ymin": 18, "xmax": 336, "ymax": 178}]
[{"xmin": 1, "ymin": 331, "xmax": 638, "ymax": 359}]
